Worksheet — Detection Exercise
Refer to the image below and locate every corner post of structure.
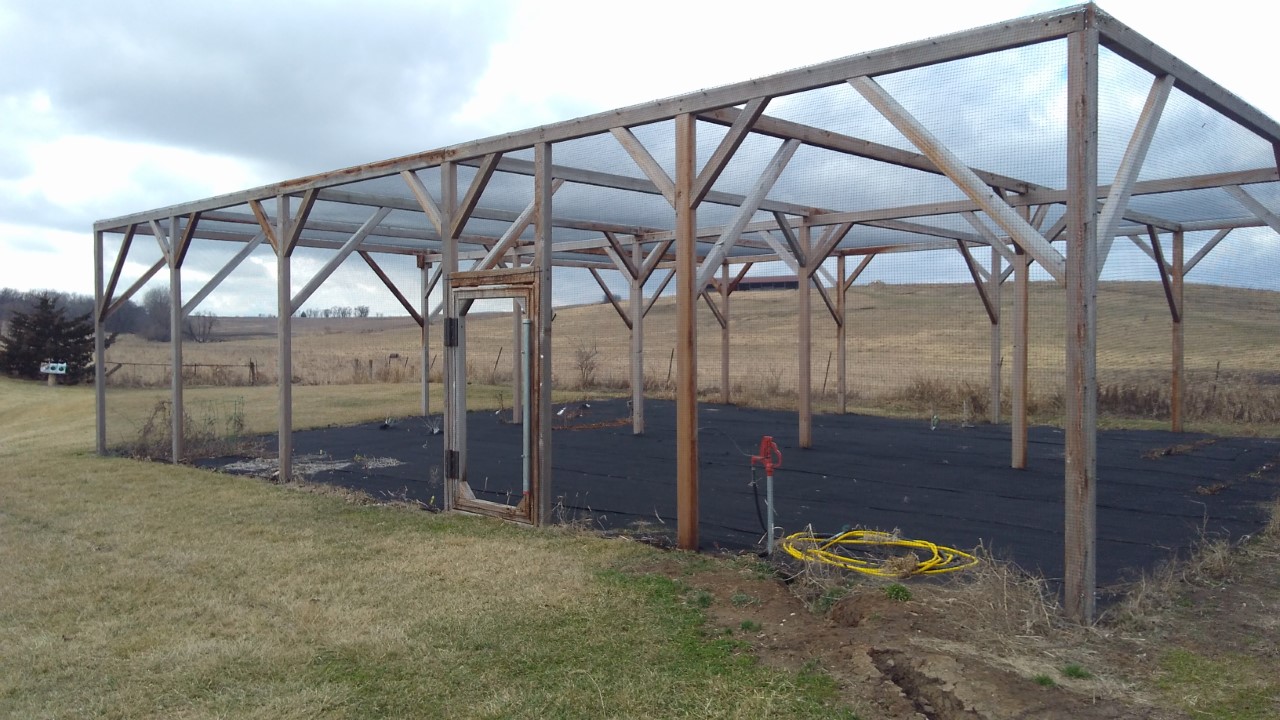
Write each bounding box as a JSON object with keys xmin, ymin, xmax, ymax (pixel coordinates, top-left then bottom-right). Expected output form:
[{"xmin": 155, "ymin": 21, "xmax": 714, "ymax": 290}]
[
  {"xmin": 276, "ymin": 196, "xmax": 293, "ymax": 483},
  {"xmin": 1065, "ymin": 14, "xmax": 1100, "ymax": 624},
  {"xmin": 511, "ymin": 252, "xmax": 524, "ymax": 425},
  {"xmin": 674, "ymin": 113, "xmax": 699, "ymax": 550},
  {"xmin": 168, "ymin": 217, "xmax": 184, "ymax": 463},
  {"xmin": 418, "ymin": 255, "xmax": 431, "ymax": 417},
  {"xmin": 1012, "ymin": 246, "xmax": 1029, "ymax": 469},
  {"xmin": 798, "ymin": 226, "xmax": 813, "ymax": 448},
  {"xmin": 1171, "ymin": 230, "xmax": 1184, "ymax": 432},
  {"xmin": 441, "ymin": 163, "xmax": 458, "ymax": 511},
  {"xmin": 94, "ymin": 229, "xmax": 107, "ymax": 455},
  {"xmin": 837, "ymin": 254, "xmax": 847, "ymax": 414},
  {"xmin": 989, "ymin": 246, "xmax": 1003, "ymax": 424},
  {"xmin": 630, "ymin": 239, "xmax": 645, "ymax": 434},
  {"xmin": 534, "ymin": 142, "xmax": 555, "ymax": 526},
  {"xmin": 720, "ymin": 262, "xmax": 731, "ymax": 405}
]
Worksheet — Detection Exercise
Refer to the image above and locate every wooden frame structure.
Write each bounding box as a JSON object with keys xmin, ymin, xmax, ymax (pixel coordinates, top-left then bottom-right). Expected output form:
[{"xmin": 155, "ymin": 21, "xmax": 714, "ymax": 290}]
[{"xmin": 93, "ymin": 4, "xmax": 1280, "ymax": 623}]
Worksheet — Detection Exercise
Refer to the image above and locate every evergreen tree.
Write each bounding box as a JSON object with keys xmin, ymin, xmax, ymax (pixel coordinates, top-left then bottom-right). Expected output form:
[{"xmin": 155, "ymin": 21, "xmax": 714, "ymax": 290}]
[{"xmin": 0, "ymin": 295, "xmax": 109, "ymax": 384}]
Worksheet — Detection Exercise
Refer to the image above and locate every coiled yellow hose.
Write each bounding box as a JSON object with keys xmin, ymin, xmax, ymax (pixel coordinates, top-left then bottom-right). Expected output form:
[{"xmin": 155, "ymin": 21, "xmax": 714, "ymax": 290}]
[{"xmin": 779, "ymin": 529, "xmax": 979, "ymax": 577}]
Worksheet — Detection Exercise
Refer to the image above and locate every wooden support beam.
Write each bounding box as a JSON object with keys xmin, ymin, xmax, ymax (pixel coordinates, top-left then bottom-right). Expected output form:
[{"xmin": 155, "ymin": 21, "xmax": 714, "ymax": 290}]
[
  {"xmin": 290, "ymin": 207, "xmax": 393, "ymax": 314},
  {"xmin": 694, "ymin": 96, "xmax": 769, "ymax": 205},
  {"xmin": 441, "ymin": 162, "xmax": 459, "ymax": 512},
  {"xmin": 837, "ymin": 255, "xmax": 848, "ymax": 414},
  {"xmin": 700, "ymin": 290, "xmax": 726, "ymax": 329},
  {"xmin": 1064, "ymin": 20, "xmax": 1100, "ymax": 625},
  {"xmin": 534, "ymin": 142, "xmax": 554, "ymax": 527},
  {"xmin": 728, "ymin": 262, "xmax": 754, "ymax": 292},
  {"xmin": 961, "ymin": 212, "xmax": 1016, "ymax": 264},
  {"xmin": 809, "ymin": 222, "xmax": 855, "ymax": 269},
  {"xmin": 105, "ymin": 257, "xmax": 165, "ymax": 319},
  {"xmin": 957, "ymin": 240, "xmax": 998, "ymax": 324},
  {"xmin": 173, "ymin": 212, "xmax": 201, "ymax": 268},
  {"xmin": 1171, "ymin": 230, "xmax": 1184, "ymax": 433},
  {"xmin": 844, "ymin": 253, "xmax": 875, "ymax": 291},
  {"xmin": 988, "ymin": 247, "xmax": 1003, "ymax": 424},
  {"xmin": 401, "ymin": 169, "xmax": 445, "ymax": 235},
  {"xmin": 249, "ymin": 199, "xmax": 280, "ymax": 252},
  {"xmin": 719, "ymin": 263, "xmax": 731, "ymax": 404},
  {"xmin": 849, "ymin": 75, "xmax": 1066, "ymax": 282},
  {"xmin": 419, "ymin": 256, "xmax": 431, "ymax": 417},
  {"xmin": 360, "ymin": 250, "xmax": 423, "ymax": 325},
  {"xmin": 1012, "ymin": 248, "xmax": 1029, "ymax": 469},
  {"xmin": 281, "ymin": 189, "xmax": 316, "ymax": 257},
  {"xmin": 475, "ymin": 180, "xmax": 565, "ymax": 271},
  {"xmin": 149, "ymin": 219, "xmax": 172, "ymax": 263},
  {"xmin": 1224, "ymin": 185, "xmax": 1280, "ymax": 234},
  {"xmin": 772, "ymin": 212, "xmax": 806, "ymax": 267},
  {"xmin": 695, "ymin": 139, "xmax": 801, "ymax": 289},
  {"xmin": 611, "ymin": 127, "xmax": 676, "ymax": 206},
  {"xmin": 452, "ymin": 153, "xmax": 502, "ymax": 240},
  {"xmin": 169, "ymin": 233, "xmax": 184, "ymax": 463},
  {"xmin": 1184, "ymin": 228, "xmax": 1231, "ymax": 274},
  {"xmin": 101, "ymin": 225, "xmax": 136, "ymax": 321},
  {"xmin": 1146, "ymin": 226, "xmax": 1181, "ymax": 324},
  {"xmin": 94, "ymin": 230, "xmax": 106, "ymax": 455},
  {"xmin": 1127, "ymin": 233, "xmax": 1156, "ymax": 261},
  {"xmin": 640, "ymin": 239, "xmax": 675, "ymax": 282},
  {"xmin": 276, "ymin": 194, "xmax": 294, "ymax": 484},
  {"xmin": 591, "ymin": 268, "xmax": 632, "ymax": 330},
  {"xmin": 798, "ymin": 226, "xmax": 813, "ymax": 449},
  {"xmin": 812, "ymin": 275, "xmax": 839, "ymax": 326},
  {"xmin": 602, "ymin": 231, "xmax": 638, "ymax": 278},
  {"xmin": 1097, "ymin": 74, "xmax": 1175, "ymax": 277},
  {"xmin": 675, "ymin": 113, "xmax": 699, "ymax": 550},
  {"xmin": 183, "ymin": 232, "xmax": 266, "ymax": 318},
  {"xmin": 644, "ymin": 268, "xmax": 675, "ymax": 318},
  {"xmin": 631, "ymin": 240, "xmax": 646, "ymax": 434}
]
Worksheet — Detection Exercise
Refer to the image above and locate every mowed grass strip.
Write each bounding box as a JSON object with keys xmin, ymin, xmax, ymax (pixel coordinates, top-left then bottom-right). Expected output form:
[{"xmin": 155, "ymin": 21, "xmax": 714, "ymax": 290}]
[{"xmin": 0, "ymin": 379, "xmax": 853, "ymax": 719}]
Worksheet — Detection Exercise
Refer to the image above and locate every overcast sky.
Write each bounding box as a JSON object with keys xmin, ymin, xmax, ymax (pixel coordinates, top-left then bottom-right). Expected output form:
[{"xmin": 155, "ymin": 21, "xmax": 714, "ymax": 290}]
[{"xmin": 2, "ymin": 0, "xmax": 1277, "ymax": 311}]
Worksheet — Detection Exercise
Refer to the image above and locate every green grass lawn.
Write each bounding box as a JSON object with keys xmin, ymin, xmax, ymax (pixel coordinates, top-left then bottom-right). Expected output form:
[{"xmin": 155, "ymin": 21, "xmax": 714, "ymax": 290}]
[{"xmin": 0, "ymin": 378, "xmax": 855, "ymax": 719}]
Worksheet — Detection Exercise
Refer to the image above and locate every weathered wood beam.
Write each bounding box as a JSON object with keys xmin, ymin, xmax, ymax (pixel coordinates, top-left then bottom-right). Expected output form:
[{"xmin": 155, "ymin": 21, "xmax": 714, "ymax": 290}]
[
  {"xmin": 1184, "ymin": 228, "xmax": 1231, "ymax": 274},
  {"xmin": 1171, "ymin": 230, "xmax": 1185, "ymax": 432},
  {"xmin": 475, "ymin": 180, "xmax": 565, "ymax": 271},
  {"xmin": 850, "ymin": 75, "xmax": 1066, "ymax": 282},
  {"xmin": 590, "ymin": 268, "xmax": 631, "ymax": 330},
  {"xmin": 961, "ymin": 212, "xmax": 1016, "ymax": 263},
  {"xmin": 773, "ymin": 211, "xmax": 806, "ymax": 268},
  {"xmin": 149, "ymin": 219, "xmax": 172, "ymax": 263},
  {"xmin": 675, "ymin": 113, "xmax": 698, "ymax": 550},
  {"xmin": 452, "ymin": 153, "xmax": 502, "ymax": 240},
  {"xmin": 844, "ymin": 253, "xmax": 876, "ymax": 291},
  {"xmin": 105, "ymin": 257, "xmax": 165, "ymax": 319},
  {"xmin": 182, "ymin": 232, "xmax": 266, "ymax": 318},
  {"xmin": 290, "ymin": 207, "xmax": 393, "ymax": 314},
  {"xmin": 956, "ymin": 240, "xmax": 998, "ymax": 324},
  {"xmin": 1147, "ymin": 226, "xmax": 1180, "ymax": 323},
  {"xmin": 282, "ymin": 189, "xmax": 316, "ymax": 256},
  {"xmin": 695, "ymin": 139, "xmax": 801, "ymax": 289},
  {"xmin": 611, "ymin": 127, "xmax": 676, "ymax": 207},
  {"xmin": 693, "ymin": 96, "xmax": 770, "ymax": 205},
  {"xmin": 1064, "ymin": 19, "xmax": 1100, "ymax": 625},
  {"xmin": 401, "ymin": 169, "xmax": 445, "ymax": 235},
  {"xmin": 700, "ymin": 106, "xmax": 1044, "ymax": 194},
  {"xmin": 174, "ymin": 211, "xmax": 201, "ymax": 268},
  {"xmin": 248, "ymin": 199, "xmax": 280, "ymax": 252},
  {"xmin": 1096, "ymin": 8, "xmax": 1280, "ymax": 146},
  {"xmin": 360, "ymin": 250, "xmax": 423, "ymax": 325},
  {"xmin": 101, "ymin": 224, "xmax": 136, "ymax": 320},
  {"xmin": 1224, "ymin": 185, "xmax": 1280, "ymax": 235},
  {"xmin": 1097, "ymin": 74, "xmax": 1175, "ymax": 276},
  {"xmin": 602, "ymin": 231, "xmax": 638, "ymax": 278},
  {"xmin": 644, "ymin": 268, "xmax": 675, "ymax": 318},
  {"xmin": 700, "ymin": 291, "xmax": 726, "ymax": 329}
]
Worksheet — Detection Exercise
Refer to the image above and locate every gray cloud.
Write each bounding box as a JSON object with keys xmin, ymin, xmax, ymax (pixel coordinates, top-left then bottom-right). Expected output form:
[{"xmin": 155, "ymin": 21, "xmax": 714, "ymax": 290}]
[{"xmin": 0, "ymin": 0, "xmax": 515, "ymax": 178}]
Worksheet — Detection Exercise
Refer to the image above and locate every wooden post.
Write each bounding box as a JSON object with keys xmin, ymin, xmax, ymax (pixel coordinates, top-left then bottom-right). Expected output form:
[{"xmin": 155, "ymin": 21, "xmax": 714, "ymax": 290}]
[
  {"xmin": 169, "ymin": 216, "xmax": 184, "ymax": 463},
  {"xmin": 798, "ymin": 226, "xmax": 813, "ymax": 448},
  {"xmin": 1171, "ymin": 230, "xmax": 1184, "ymax": 432},
  {"xmin": 675, "ymin": 113, "xmax": 699, "ymax": 550},
  {"xmin": 534, "ymin": 142, "xmax": 555, "ymax": 526},
  {"xmin": 1065, "ymin": 17, "xmax": 1100, "ymax": 624},
  {"xmin": 276, "ymin": 196, "xmax": 293, "ymax": 483},
  {"xmin": 989, "ymin": 246, "xmax": 1002, "ymax": 424},
  {"xmin": 422, "ymin": 263, "xmax": 432, "ymax": 414},
  {"xmin": 511, "ymin": 254, "xmax": 524, "ymax": 424},
  {"xmin": 837, "ymin": 255, "xmax": 847, "ymax": 414},
  {"xmin": 94, "ymin": 230, "xmax": 107, "ymax": 455},
  {"xmin": 721, "ymin": 262, "xmax": 731, "ymax": 404},
  {"xmin": 441, "ymin": 162, "xmax": 458, "ymax": 510},
  {"xmin": 630, "ymin": 239, "xmax": 645, "ymax": 434},
  {"xmin": 1012, "ymin": 247, "xmax": 1029, "ymax": 469}
]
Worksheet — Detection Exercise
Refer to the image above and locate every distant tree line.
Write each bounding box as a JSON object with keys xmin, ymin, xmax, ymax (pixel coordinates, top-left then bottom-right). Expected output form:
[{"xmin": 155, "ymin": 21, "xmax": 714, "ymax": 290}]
[
  {"xmin": 0, "ymin": 286, "xmax": 218, "ymax": 344},
  {"xmin": 298, "ymin": 305, "xmax": 370, "ymax": 319}
]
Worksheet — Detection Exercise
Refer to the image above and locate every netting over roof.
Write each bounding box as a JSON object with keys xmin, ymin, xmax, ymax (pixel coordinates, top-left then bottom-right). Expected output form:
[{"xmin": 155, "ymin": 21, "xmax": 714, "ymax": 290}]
[{"xmin": 93, "ymin": 3, "xmax": 1280, "ymax": 291}]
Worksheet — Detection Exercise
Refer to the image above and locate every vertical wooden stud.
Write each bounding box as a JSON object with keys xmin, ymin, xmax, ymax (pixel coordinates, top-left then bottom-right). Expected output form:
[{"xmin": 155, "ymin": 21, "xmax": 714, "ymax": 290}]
[
  {"xmin": 1171, "ymin": 230, "xmax": 1184, "ymax": 432},
  {"xmin": 989, "ymin": 246, "xmax": 1003, "ymax": 424},
  {"xmin": 631, "ymin": 239, "xmax": 645, "ymax": 434},
  {"xmin": 169, "ymin": 216, "xmax": 184, "ymax": 463},
  {"xmin": 720, "ymin": 262, "xmax": 731, "ymax": 405},
  {"xmin": 837, "ymin": 254, "xmax": 848, "ymax": 414},
  {"xmin": 798, "ymin": 226, "xmax": 813, "ymax": 448},
  {"xmin": 675, "ymin": 113, "xmax": 699, "ymax": 550},
  {"xmin": 511, "ymin": 253, "xmax": 524, "ymax": 424},
  {"xmin": 94, "ymin": 230, "xmax": 107, "ymax": 455},
  {"xmin": 535, "ymin": 142, "xmax": 555, "ymax": 526},
  {"xmin": 441, "ymin": 163, "xmax": 458, "ymax": 510},
  {"xmin": 1065, "ymin": 16, "xmax": 1100, "ymax": 624},
  {"xmin": 276, "ymin": 196, "xmax": 293, "ymax": 483},
  {"xmin": 419, "ymin": 256, "xmax": 431, "ymax": 417},
  {"xmin": 1012, "ymin": 247, "xmax": 1029, "ymax": 469}
]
